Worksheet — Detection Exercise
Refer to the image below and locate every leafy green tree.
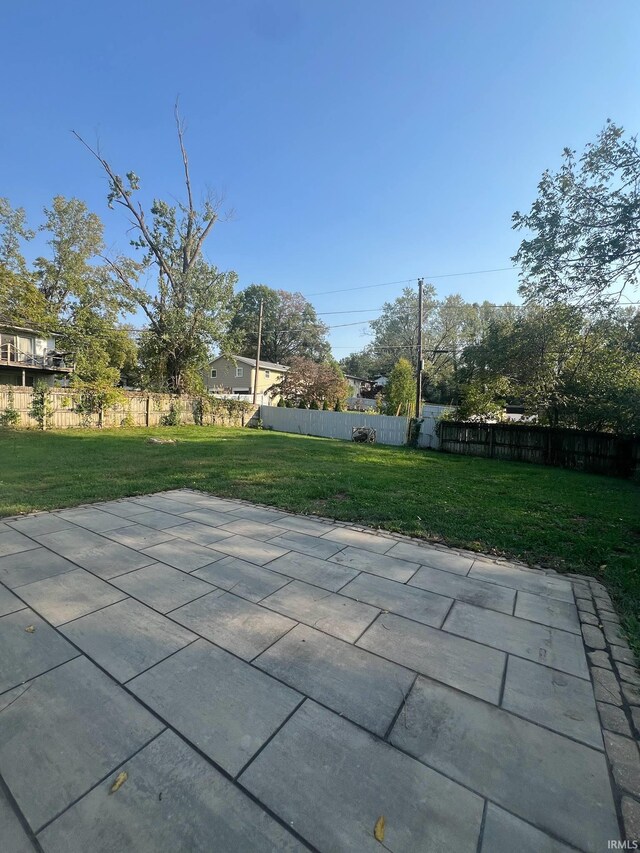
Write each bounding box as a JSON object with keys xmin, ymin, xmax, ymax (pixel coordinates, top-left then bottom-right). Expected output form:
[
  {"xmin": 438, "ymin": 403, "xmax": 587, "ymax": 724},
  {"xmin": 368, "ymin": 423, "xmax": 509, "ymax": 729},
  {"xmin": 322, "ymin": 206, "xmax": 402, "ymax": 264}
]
[
  {"xmin": 229, "ymin": 284, "xmax": 330, "ymax": 364},
  {"xmin": 513, "ymin": 121, "xmax": 640, "ymax": 311},
  {"xmin": 384, "ymin": 358, "xmax": 415, "ymax": 416},
  {"xmin": 75, "ymin": 107, "xmax": 236, "ymax": 393}
]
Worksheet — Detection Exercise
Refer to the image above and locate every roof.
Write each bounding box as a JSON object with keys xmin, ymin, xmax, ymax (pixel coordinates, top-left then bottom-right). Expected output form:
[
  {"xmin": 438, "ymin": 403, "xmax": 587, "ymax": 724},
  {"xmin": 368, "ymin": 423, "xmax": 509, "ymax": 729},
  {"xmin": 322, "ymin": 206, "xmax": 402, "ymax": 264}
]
[
  {"xmin": 0, "ymin": 321, "xmax": 59, "ymax": 338},
  {"xmin": 344, "ymin": 374, "xmax": 370, "ymax": 382},
  {"xmin": 210, "ymin": 354, "xmax": 289, "ymax": 372}
]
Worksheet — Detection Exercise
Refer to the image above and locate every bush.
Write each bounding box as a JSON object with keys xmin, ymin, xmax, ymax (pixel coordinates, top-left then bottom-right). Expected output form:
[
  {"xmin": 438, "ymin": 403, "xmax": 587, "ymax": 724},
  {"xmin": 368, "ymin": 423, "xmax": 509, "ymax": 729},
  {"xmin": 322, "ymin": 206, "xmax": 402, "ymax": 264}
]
[
  {"xmin": 285, "ymin": 400, "xmax": 295, "ymax": 408},
  {"xmin": 322, "ymin": 400, "xmax": 330, "ymax": 410},
  {"xmin": 277, "ymin": 397, "xmax": 286, "ymax": 407},
  {"xmin": 160, "ymin": 401, "xmax": 181, "ymax": 426},
  {"xmin": 309, "ymin": 400, "xmax": 320, "ymax": 410},
  {"xmin": 334, "ymin": 398, "xmax": 344, "ymax": 412},
  {"xmin": 29, "ymin": 381, "xmax": 53, "ymax": 430},
  {"xmin": 0, "ymin": 388, "xmax": 20, "ymax": 428},
  {"xmin": 298, "ymin": 400, "xmax": 307, "ymax": 409}
]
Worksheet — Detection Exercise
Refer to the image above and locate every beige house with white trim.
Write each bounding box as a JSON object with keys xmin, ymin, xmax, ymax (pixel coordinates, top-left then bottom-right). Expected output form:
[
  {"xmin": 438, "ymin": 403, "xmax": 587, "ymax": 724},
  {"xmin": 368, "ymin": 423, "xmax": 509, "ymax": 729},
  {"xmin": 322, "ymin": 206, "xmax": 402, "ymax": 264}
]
[{"xmin": 204, "ymin": 354, "xmax": 288, "ymax": 400}]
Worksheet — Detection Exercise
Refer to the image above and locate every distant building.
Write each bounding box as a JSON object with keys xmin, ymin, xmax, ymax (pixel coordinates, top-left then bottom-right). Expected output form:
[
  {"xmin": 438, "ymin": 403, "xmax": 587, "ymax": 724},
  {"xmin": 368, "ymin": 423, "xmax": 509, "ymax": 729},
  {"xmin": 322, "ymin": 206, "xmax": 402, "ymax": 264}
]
[
  {"xmin": 343, "ymin": 374, "xmax": 370, "ymax": 398},
  {"xmin": 0, "ymin": 322, "xmax": 74, "ymax": 387},
  {"xmin": 204, "ymin": 354, "xmax": 289, "ymax": 401}
]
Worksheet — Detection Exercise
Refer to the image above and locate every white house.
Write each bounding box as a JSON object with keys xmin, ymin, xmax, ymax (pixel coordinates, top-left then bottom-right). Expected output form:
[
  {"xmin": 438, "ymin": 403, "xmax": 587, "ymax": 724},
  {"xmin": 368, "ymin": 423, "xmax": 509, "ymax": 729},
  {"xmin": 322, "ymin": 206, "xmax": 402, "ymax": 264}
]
[{"xmin": 0, "ymin": 323, "xmax": 74, "ymax": 386}]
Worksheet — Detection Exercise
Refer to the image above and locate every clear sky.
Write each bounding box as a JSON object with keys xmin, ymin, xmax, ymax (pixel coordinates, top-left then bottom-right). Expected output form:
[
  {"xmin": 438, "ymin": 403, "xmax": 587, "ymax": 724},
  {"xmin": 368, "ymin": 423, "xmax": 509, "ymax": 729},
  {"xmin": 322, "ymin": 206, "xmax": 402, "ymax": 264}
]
[{"xmin": 2, "ymin": 0, "xmax": 640, "ymax": 355}]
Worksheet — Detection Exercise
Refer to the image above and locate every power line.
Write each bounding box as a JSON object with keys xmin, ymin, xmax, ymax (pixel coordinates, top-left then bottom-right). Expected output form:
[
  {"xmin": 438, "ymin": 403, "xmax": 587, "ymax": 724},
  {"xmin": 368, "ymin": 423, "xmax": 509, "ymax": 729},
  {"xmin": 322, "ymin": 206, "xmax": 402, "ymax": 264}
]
[{"xmin": 306, "ymin": 266, "xmax": 516, "ymax": 297}]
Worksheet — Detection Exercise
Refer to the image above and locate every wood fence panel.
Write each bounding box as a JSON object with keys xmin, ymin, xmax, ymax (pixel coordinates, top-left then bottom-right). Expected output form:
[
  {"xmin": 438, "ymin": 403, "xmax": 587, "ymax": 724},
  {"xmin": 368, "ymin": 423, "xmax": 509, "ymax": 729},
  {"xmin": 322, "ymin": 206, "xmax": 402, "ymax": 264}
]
[{"xmin": 438, "ymin": 421, "xmax": 639, "ymax": 478}]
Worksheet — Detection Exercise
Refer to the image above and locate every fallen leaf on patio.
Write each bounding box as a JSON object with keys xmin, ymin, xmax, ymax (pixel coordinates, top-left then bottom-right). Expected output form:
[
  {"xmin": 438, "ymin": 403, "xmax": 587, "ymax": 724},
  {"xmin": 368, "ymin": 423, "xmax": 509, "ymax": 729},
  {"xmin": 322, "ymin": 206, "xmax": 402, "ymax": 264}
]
[
  {"xmin": 374, "ymin": 815, "xmax": 385, "ymax": 842},
  {"xmin": 24, "ymin": 625, "xmax": 35, "ymax": 633},
  {"xmin": 109, "ymin": 771, "xmax": 128, "ymax": 794}
]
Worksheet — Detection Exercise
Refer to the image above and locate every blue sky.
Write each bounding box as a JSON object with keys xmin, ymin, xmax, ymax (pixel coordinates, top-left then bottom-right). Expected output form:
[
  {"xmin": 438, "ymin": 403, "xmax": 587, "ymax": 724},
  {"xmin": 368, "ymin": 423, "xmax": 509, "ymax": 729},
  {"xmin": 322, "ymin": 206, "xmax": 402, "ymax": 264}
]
[{"xmin": 2, "ymin": 0, "xmax": 640, "ymax": 355}]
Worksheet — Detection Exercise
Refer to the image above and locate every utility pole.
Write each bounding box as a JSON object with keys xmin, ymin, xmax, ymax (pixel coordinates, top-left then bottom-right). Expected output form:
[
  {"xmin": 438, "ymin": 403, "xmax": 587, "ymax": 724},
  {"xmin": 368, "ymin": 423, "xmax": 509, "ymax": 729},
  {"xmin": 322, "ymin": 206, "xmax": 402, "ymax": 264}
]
[
  {"xmin": 253, "ymin": 298, "xmax": 264, "ymax": 405},
  {"xmin": 414, "ymin": 278, "xmax": 424, "ymax": 418}
]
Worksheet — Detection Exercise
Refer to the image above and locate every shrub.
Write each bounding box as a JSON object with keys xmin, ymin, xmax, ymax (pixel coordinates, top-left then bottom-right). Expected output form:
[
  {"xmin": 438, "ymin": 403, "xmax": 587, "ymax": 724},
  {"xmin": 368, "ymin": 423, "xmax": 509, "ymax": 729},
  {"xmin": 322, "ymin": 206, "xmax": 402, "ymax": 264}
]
[
  {"xmin": 322, "ymin": 400, "xmax": 330, "ymax": 410},
  {"xmin": 160, "ymin": 401, "xmax": 181, "ymax": 426},
  {"xmin": 0, "ymin": 388, "xmax": 20, "ymax": 428},
  {"xmin": 309, "ymin": 400, "xmax": 320, "ymax": 410},
  {"xmin": 334, "ymin": 398, "xmax": 344, "ymax": 412},
  {"xmin": 29, "ymin": 381, "xmax": 53, "ymax": 430},
  {"xmin": 277, "ymin": 397, "xmax": 286, "ymax": 407},
  {"xmin": 298, "ymin": 400, "xmax": 307, "ymax": 409}
]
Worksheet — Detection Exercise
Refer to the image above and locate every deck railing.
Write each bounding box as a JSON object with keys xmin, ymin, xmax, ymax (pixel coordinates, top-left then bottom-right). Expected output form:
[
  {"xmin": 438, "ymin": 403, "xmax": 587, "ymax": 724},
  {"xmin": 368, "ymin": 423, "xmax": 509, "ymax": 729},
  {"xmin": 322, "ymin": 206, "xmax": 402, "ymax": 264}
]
[{"xmin": 0, "ymin": 343, "xmax": 74, "ymax": 371}]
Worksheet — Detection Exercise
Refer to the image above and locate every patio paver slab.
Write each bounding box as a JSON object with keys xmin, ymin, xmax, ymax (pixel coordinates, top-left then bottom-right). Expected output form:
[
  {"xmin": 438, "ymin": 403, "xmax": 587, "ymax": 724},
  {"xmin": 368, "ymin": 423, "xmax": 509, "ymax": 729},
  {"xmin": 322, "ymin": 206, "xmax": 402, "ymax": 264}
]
[
  {"xmin": 341, "ymin": 571, "xmax": 452, "ymax": 627},
  {"xmin": 387, "ymin": 541, "xmax": 474, "ymax": 574},
  {"xmin": 329, "ymin": 545, "xmax": 420, "ymax": 582},
  {"xmin": 469, "ymin": 560, "xmax": 574, "ymax": 602},
  {"xmin": 265, "ymin": 529, "xmax": 345, "ymax": 559},
  {"xmin": 171, "ymin": 591, "xmax": 296, "ymax": 660},
  {"xmin": 60, "ymin": 598, "xmax": 197, "ymax": 682},
  {"xmin": 192, "ymin": 556, "xmax": 290, "ymax": 602},
  {"xmin": 0, "ymin": 549, "xmax": 78, "ymax": 589},
  {"xmin": 56, "ymin": 508, "xmax": 136, "ymax": 533},
  {"xmin": 514, "ymin": 590, "xmax": 581, "ymax": 634},
  {"xmin": 357, "ymin": 612, "xmax": 505, "ymax": 703},
  {"xmin": 443, "ymin": 601, "xmax": 589, "ymax": 678},
  {"xmin": 0, "ymin": 656, "xmax": 163, "ymax": 831},
  {"xmin": 262, "ymin": 580, "xmax": 379, "ymax": 642},
  {"xmin": 111, "ymin": 562, "xmax": 216, "ymax": 613},
  {"xmin": 240, "ymin": 700, "xmax": 484, "ymax": 853},
  {"xmin": 130, "ymin": 510, "xmax": 191, "ymax": 531},
  {"xmin": 320, "ymin": 527, "xmax": 396, "ymax": 554},
  {"xmin": 0, "ymin": 583, "xmax": 27, "ymax": 617},
  {"xmin": 128, "ymin": 640, "xmax": 302, "ymax": 777},
  {"xmin": 34, "ymin": 529, "xmax": 154, "ymax": 579},
  {"xmin": 0, "ymin": 786, "xmax": 36, "ymax": 853},
  {"xmin": 501, "ymin": 655, "xmax": 603, "ymax": 748},
  {"xmin": 207, "ymin": 534, "xmax": 290, "ymax": 566},
  {"xmin": 0, "ymin": 530, "xmax": 40, "ymax": 558},
  {"xmin": 408, "ymin": 564, "xmax": 516, "ymax": 614},
  {"xmin": 255, "ymin": 623, "xmax": 415, "ymax": 736},
  {"xmin": 480, "ymin": 803, "xmax": 577, "ymax": 853},
  {"xmin": 390, "ymin": 676, "xmax": 618, "ymax": 853},
  {"xmin": 141, "ymin": 539, "xmax": 223, "ymax": 572},
  {"xmin": 103, "ymin": 524, "xmax": 176, "ymax": 550},
  {"xmin": 0, "ymin": 609, "xmax": 78, "ymax": 694},
  {"xmin": 38, "ymin": 730, "xmax": 304, "ymax": 853},
  {"xmin": 15, "ymin": 568, "xmax": 127, "ymax": 626},
  {"xmin": 169, "ymin": 521, "xmax": 235, "ymax": 546},
  {"xmin": 265, "ymin": 551, "xmax": 357, "ymax": 591},
  {"xmin": 6, "ymin": 514, "xmax": 73, "ymax": 537}
]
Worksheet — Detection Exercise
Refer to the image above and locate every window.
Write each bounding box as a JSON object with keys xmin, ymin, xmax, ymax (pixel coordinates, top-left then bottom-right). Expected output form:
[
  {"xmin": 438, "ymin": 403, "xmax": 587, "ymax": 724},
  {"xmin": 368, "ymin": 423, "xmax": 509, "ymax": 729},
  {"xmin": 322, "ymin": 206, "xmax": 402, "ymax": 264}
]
[
  {"xmin": 264, "ymin": 370, "xmax": 270, "ymax": 378},
  {"xmin": 210, "ymin": 368, "xmax": 217, "ymax": 379},
  {"xmin": 235, "ymin": 366, "xmax": 244, "ymax": 378}
]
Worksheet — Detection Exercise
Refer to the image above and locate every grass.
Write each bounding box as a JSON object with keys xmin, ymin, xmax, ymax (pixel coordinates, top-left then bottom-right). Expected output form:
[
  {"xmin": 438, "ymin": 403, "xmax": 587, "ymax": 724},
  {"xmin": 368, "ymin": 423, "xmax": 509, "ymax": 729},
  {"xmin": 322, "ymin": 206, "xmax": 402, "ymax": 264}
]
[{"xmin": 1, "ymin": 425, "xmax": 639, "ymax": 648}]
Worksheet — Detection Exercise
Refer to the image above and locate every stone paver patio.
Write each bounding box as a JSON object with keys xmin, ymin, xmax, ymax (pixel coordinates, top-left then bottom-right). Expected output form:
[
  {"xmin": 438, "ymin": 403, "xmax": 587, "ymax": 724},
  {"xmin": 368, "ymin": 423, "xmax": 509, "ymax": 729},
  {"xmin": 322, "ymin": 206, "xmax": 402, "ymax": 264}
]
[{"xmin": 0, "ymin": 489, "xmax": 636, "ymax": 851}]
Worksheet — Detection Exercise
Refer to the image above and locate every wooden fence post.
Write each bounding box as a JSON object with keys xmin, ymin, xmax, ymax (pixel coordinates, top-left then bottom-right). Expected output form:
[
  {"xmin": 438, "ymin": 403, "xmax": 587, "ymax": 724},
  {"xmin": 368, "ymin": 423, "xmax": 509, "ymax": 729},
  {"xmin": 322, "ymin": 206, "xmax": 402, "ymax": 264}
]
[
  {"xmin": 145, "ymin": 396, "xmax": 151, "ymax": 427},
  {"xmin": 488, "ymin": 425, "xmax": 494, "ymax": 458}
]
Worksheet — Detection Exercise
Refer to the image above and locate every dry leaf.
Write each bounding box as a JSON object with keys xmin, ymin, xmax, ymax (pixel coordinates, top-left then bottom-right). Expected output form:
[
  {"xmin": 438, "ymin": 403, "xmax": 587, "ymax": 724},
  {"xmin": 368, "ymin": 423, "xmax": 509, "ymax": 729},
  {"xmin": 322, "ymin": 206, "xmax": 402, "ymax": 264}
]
[
  {"xmin": 374, "ymin": 815, "xmax": 385, "ymax": 842},
  {"xmin": 24, "ymin": 625, "xmax": 35, "ymax": 633},
  {"xmin": 109, "ymin": 771, "xmax": 128, "ymax": 794}
]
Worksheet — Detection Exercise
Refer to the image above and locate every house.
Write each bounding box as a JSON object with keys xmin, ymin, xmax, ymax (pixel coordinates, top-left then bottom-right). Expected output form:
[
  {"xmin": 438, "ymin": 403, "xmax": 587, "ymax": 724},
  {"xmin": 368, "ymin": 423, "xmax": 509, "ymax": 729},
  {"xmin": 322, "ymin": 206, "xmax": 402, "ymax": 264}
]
[
  {"xmin": 204, "ymin": 354, "xmax": 289, "ymax": 400},
  {"xmin": 0, "ymin": 322, "xmax": 74, "ymax": 387},
  {"xmin": 343, "ymin": 374, "xmax": 370, "ymax": 398}
]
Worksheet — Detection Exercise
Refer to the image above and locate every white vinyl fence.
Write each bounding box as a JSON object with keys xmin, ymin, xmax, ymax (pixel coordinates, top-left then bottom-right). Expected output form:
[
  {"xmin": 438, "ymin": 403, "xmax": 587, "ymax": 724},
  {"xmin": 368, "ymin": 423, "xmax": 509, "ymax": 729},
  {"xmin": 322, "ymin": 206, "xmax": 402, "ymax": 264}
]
[
  {"xmin": 260, "ymin": 405, "xmax": 411, "ymax": 446},
  {"xmin": 417, "ymin": 404, "xmax": 457, "ymax": 450}
]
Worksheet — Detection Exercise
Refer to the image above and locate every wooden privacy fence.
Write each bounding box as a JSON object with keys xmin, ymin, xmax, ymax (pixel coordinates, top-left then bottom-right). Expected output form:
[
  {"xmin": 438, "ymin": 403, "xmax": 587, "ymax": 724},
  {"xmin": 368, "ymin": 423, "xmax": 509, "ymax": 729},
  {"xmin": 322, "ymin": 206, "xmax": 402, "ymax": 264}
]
[
  {"xmin": 0, "ymin": 386, "xmax": 258, "ymax": 429},
  {"xmin": 438, "ymin": 421, "xmax": 640, "ymax": 478}
]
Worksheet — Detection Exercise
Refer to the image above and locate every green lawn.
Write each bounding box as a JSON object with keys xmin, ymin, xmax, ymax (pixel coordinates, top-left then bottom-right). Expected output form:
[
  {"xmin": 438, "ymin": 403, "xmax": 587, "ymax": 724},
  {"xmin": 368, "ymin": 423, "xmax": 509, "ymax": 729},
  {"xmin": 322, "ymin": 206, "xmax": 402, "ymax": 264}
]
[{"xmin": 1, "ymin": 425, "xmax": 639, "ymax": 648}]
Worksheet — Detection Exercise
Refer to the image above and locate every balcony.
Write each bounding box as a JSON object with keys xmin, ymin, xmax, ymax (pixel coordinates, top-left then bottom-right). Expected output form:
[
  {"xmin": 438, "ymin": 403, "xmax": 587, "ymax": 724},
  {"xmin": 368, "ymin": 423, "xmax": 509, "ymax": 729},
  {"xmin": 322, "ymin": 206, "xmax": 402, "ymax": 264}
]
[{"xmin": 0, "ymin": 342, "xmax": 75, "ymax": 373}]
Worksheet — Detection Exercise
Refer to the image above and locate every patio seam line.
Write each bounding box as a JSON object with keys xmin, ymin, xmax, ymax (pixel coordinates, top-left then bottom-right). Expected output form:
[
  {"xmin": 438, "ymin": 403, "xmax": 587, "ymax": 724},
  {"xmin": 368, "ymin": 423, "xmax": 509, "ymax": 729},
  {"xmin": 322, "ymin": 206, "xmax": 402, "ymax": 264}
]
[
  {"xmin": 163, "ymin": 585, "xmax": 224, "ymax": 615},
  {"xmin": 475, "ymin": 799, "xmax": 488, "ymax": 853},
  {"xmin": 497, "ymin": 654, "xmax": 510, "ymax": 707},
  {"xmin": 7, "ymin": 564, "xmax": 78, "ymax": 590},
  {"xmin": 382, "ymin": 673, "xmax": 419, "ymax": 741},
  {"xmin": 2, "ymin": 576, "xmax": 605, "ymax": 756},
  {"xmin": 248, "ymin": 621, "xmax": 300, "ymax": 664},
  {"xmin": 121, "ymin": 637, "xmax": 201, "ymax": 685},
  {"xmin": 0, "ymin": 653, "xmax": 82, "ymax": 701},
  {"xmin": 53, "ymin": 594, "xmax": 129, "ymax": 628},
  {"xmin": 233, "ymin": 695, "xmax": 308, "ymax": 781},
  {"xmin": 512, "ymin": 588, "xmax": 519, "ymax": 616},
  {"xmin": 33, "ymin": 728, "xmax": 168, "ymax": 836},
  {"xmin": 255, "ymin": 577, "xmax": 296, "ymax": 605},
  {"xmin": 350, "ymin": 608, "xmax": 385, "ymax": 647},
  {"xmin": 0, "ymin": 770, "xmax": 45, "ymax": 853}
]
